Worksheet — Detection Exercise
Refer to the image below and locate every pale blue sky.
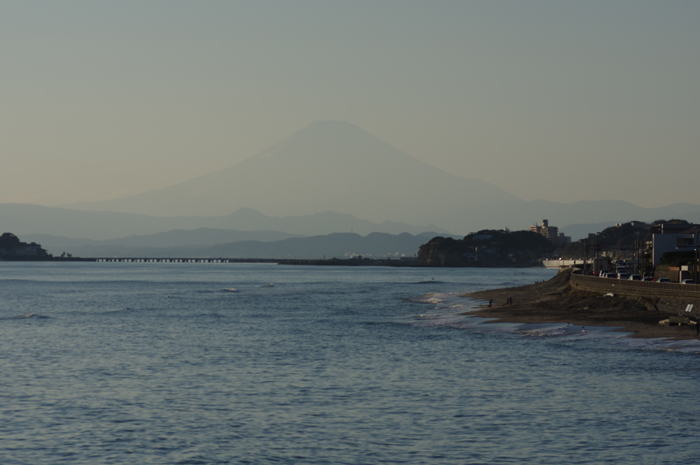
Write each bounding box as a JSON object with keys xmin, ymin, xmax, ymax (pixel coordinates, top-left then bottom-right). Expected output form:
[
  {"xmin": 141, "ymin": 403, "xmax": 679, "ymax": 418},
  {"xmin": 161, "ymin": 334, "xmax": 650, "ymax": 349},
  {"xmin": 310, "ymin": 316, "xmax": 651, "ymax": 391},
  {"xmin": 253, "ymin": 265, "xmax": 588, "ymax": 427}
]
[{"xmin": 2, "ymin": 1, "xmax": 698, "ymax": 208}]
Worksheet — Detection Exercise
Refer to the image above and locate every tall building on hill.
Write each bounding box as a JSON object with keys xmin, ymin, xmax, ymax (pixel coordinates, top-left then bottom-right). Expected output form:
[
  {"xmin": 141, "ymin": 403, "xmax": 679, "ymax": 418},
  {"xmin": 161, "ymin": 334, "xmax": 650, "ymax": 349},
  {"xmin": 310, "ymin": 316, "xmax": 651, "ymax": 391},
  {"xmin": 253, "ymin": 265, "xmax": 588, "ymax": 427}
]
[{"xmin": 529, "ymin": 219, "xmax": 569, "ymax": 246}]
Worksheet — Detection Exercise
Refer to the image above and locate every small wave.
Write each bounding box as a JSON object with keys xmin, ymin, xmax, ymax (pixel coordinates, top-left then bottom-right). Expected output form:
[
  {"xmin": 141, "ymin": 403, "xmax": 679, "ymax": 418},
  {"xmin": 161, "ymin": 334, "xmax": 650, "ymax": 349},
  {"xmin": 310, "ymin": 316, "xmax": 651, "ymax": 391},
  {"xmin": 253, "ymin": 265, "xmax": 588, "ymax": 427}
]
[
  {"xmin": 189, "ymin": 313, "xmax": 228, "ymax": 320},
  {"xmin": 412, "ymin": 292, "xmax": 451, "ymax": 305},
  {"xmin": 412, "ymin": 311, "xmax": 476, "ymax": 329},
  {"xmin": 5, "ymin": 313, "xmax": 49, "ymax": 320},
  {"xmin": 517, "ymin": 325, "xmax": 571, "ymax": 337},
  {"xmin": 221, "ymin": 288, "xmax": 239, "ymax": 293},
  {"xmin": 625, "ymin": 337, "xmax": 700, "ymax": 354},
  {"xmin": 15, "ymin": 313, "xmax": 38, "ymax": 319},
  {"xmin": 100, "ymin": 307, "xmax": 145, "ymax": 316}
]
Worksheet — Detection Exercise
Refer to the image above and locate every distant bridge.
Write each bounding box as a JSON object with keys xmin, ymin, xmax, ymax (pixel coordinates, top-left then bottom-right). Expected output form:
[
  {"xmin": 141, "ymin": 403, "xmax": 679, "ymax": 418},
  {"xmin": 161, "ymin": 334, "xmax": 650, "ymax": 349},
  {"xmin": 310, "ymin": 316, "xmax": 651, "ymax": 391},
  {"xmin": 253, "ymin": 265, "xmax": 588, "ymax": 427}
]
[
  {"xmin": 92, "ymin": 258, "xmax": 279, "ymax": 263},
  {"xmin": 45, "ymin": 257, "xmax": 412, "ymax": 266}
]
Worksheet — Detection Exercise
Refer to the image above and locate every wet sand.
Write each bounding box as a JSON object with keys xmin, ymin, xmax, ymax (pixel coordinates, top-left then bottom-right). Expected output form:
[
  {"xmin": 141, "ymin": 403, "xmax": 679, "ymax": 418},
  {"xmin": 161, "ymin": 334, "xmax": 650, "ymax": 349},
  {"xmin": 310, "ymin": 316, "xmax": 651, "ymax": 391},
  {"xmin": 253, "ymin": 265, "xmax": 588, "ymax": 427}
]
[{"xmin": 463, "ymin": 270, "xmax": 700, "ymax": 341}]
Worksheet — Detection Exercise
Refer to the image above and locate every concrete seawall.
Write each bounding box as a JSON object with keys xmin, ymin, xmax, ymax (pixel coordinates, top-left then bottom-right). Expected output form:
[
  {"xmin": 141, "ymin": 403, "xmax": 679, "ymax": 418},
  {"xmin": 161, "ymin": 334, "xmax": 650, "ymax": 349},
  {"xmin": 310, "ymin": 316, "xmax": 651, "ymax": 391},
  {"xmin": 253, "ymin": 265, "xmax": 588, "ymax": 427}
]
[{"xmin": 570, "ymin": 274, "xmax": 700, "ymax": 299}]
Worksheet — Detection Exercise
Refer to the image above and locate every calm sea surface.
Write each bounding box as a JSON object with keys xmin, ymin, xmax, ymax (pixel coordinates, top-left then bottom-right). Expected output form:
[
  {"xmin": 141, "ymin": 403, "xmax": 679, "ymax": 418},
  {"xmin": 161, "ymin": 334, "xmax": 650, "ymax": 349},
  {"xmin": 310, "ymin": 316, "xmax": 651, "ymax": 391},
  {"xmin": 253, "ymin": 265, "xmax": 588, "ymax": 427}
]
[{"xmin": 1, "ymin": 262, "xmax": 699, "ymax": 464}]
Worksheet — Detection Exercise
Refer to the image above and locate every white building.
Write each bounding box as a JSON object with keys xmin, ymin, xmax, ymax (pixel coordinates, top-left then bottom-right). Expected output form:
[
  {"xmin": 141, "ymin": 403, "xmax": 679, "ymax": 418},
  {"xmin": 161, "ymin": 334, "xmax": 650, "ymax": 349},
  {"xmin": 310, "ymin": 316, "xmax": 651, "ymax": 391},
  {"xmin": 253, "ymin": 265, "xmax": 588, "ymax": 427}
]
[{"xmin": 651, "ymin": 224, "xmax": 700, "ymax": 266}]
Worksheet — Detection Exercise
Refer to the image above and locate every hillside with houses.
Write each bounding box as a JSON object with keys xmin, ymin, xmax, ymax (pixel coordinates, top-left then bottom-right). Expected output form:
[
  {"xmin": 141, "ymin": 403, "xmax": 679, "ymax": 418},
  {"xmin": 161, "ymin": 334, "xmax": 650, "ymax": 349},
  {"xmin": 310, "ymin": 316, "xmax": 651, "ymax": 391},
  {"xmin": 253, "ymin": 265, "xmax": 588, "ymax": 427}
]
[{"xmin": 0, "ymin": 233, "xmax": 51, "ymax": 260}]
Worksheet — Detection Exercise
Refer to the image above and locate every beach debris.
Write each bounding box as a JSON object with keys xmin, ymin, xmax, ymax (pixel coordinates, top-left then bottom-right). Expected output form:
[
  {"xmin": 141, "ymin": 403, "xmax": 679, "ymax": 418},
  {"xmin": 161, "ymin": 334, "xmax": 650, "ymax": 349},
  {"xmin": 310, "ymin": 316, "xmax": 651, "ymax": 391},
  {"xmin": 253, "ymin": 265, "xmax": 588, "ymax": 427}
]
[
  {"xmin": 605, "ymin": 293, "xmax": 614, "ymax": 297},
  {"xmin": 659, "ymin": 316, "xmax": 691, "ymax": 326}
]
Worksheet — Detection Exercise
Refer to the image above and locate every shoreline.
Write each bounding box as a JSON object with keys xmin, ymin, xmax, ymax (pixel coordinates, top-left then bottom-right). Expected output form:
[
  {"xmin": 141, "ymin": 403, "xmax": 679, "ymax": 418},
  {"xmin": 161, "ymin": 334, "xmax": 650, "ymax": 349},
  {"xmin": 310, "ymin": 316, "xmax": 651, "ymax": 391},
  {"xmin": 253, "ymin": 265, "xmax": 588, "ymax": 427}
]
[{"xmin": 462, "ymin": 271, "xmax": 700, "ymax": 341}]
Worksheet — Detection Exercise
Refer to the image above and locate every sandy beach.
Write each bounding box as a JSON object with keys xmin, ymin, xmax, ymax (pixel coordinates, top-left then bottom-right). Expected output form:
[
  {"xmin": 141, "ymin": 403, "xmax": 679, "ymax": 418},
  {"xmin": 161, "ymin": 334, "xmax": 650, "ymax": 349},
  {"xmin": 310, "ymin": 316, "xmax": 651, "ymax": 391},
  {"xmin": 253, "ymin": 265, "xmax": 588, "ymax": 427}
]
[{"xmin": 463, "ymin": 270, "xmax": 700, "ymax": 341}]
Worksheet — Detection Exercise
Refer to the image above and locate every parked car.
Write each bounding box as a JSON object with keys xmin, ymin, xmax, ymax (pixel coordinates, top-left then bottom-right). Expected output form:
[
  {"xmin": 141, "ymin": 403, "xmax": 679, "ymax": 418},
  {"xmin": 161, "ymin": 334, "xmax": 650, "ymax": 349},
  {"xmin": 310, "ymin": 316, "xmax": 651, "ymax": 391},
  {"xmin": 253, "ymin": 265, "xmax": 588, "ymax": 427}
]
[
  {"xmin": 628, "ymin": 274, "xmax": 642, "ymax": 281},
  {"xmin": 643, "ymin": 276, "xmax": 654, "ymax": 281},
  {"xmin": 657, "ymin": 277, "xmax": 671, "ymax": 283},
  {"xmin": 606, "ymin": 273, "xmax": 617, "ymax": 279},
  {"xmin": 681, "ymin": 279, "xmax": 695, "ymax": 285},
  {"xmin": 617, "ymin": 273, "xmax": 630, "ymax": 280}
]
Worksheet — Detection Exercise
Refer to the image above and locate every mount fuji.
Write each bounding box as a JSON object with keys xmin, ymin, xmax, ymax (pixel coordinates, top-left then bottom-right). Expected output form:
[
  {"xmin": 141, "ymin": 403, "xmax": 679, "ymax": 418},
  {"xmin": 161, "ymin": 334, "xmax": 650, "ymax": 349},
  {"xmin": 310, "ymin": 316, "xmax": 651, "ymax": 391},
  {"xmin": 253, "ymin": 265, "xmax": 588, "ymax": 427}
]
[{"xmin": 69, "ymin": 121, "xmax": 520, "ymax": 225}]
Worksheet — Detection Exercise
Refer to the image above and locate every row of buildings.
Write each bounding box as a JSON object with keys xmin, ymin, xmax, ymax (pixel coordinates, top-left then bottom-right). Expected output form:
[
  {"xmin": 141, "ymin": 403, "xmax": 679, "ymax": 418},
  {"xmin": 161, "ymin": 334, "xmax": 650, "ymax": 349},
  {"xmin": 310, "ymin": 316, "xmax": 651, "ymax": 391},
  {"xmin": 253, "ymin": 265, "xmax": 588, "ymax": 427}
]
[{"xmin": 532, "ymin": 219, "xmax": 699, "ymax": 278}]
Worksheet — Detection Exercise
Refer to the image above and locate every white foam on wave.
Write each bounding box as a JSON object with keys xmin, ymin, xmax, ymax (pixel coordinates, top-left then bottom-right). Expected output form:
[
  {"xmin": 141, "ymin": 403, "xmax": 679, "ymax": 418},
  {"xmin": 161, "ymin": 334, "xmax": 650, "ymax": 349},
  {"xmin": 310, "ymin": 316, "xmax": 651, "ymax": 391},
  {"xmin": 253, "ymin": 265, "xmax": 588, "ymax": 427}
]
[
  {"xmin": 3, "ymin": 313, "xmax": 47, "ymax": 320},
  {"xmin": 412, "ymin": 292, "xmax": 443, "ymax": 304},
  {"xmin": 408, "ymin": 292, "xmax": 486, "ymax": 329},
  {"xmin": 14, "ymin": 313, "xmax": 38, "ymax": 319},
  {"xmin": 517, "ymin": 324, "xmax": 571, "ymax": 337},
  {"xmin": 414, "ymin": 313, "xmax": 465, "ymax": 326}
]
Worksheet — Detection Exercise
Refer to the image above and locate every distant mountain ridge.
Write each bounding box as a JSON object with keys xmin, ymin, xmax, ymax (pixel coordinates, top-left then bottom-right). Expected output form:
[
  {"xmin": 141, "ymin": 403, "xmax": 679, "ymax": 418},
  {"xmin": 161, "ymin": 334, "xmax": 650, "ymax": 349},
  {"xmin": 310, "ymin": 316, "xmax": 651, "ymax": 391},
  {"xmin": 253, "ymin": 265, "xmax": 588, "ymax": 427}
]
[
  {"xmin": 4, "ymin": 199, "xmax": 700, "ymax": 246},
  {"xmin": 66, "ymin": 121, "xmax": 521, "ymax": 222},
  {"xmin": 23, "ymin": 228, "xmax": 304, "ymax": 255},
  {"xmin": 29, "ymin": 231, "xmax": 443, "ymax": 260},
  {"xmin": 0, "ymin": 203, "xmax": 449, "ymax": 241},
  {"xmin": 4, "ymin": 121, "xmax": 700, "ymax": 241},
  {"xmin": 52, "ymin": 120, "xmax": 700, "ymax": 235}
]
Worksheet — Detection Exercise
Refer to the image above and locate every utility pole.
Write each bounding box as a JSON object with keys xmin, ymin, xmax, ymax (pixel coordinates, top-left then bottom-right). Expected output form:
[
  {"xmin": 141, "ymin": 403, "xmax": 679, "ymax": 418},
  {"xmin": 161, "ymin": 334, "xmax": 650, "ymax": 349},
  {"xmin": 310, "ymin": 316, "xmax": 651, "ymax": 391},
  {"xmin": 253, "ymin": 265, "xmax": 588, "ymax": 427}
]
[
  {"xmin": 693, "ymin": 228, "xmax": 700, "ymax": 284},
  {"xmin": 634, "ymin": 232, "xmax": 639, "ymax": 275},
  {"xmin": 595, "ymin": 233, "xmax": 599, "ymax": 276}
]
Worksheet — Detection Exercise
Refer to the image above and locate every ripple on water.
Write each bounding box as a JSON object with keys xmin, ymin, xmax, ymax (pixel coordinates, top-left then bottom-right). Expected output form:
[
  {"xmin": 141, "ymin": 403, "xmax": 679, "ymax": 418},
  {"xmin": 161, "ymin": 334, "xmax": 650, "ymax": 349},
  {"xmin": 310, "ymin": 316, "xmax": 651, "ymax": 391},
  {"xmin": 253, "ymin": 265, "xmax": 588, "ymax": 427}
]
[{"xmin": 0, "ymin": 263, "xmax": 697, "ymax": 464}]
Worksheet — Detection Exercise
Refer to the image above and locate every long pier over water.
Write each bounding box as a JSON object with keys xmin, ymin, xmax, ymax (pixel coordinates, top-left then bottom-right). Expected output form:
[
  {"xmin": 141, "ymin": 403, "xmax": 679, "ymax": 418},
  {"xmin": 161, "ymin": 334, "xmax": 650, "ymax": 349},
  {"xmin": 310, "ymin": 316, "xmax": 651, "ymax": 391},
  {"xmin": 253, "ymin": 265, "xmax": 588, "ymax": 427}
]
[
  {"xmin": 92, "ymin": 258, "xmax": 279, "ymax": 263},
  {"xmin": 29, "ymin": 257, "xmax": 279, "ymax": 263},
  {"xmin": 42, "ymin": 257, "xmax": 416, "ymax": 266}
]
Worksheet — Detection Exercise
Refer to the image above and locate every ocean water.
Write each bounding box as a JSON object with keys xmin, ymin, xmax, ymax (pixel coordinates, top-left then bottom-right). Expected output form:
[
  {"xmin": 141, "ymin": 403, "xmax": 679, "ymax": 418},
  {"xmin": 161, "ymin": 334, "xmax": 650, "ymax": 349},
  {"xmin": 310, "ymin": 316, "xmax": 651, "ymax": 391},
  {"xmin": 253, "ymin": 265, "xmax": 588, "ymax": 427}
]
[{"xmin": 1, "ymin": 262, "xmax": 699, "ymax": 464}]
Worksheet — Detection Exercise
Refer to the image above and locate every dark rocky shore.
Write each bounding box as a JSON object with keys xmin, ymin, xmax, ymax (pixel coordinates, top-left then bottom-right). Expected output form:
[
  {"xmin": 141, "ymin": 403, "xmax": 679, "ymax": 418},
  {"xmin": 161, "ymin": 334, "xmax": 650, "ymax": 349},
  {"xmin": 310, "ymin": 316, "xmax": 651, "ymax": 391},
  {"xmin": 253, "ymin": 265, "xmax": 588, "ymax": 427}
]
[{"xmin": 464, "ymin": 270, "xmax": 700, "ymax": 340}]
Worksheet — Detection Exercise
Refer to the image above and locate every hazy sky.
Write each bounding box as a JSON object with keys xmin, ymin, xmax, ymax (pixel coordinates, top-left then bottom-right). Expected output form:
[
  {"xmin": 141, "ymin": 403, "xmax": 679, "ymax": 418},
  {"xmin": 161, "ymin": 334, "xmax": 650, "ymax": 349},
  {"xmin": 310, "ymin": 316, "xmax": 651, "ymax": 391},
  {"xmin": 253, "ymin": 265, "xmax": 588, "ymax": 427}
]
[{"xmin": 2, "ymin": 1, "xmax": 698, "ymax": 208}]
